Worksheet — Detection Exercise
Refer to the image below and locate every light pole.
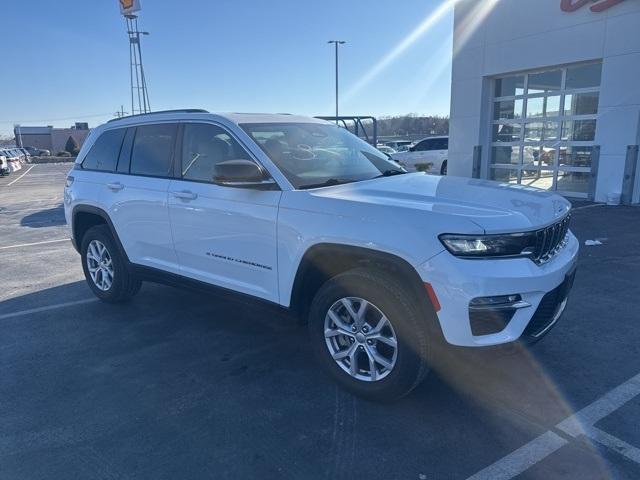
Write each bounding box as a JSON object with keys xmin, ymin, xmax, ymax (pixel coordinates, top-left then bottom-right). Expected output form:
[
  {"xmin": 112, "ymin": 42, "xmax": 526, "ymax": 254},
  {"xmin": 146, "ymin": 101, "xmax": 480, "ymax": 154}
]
[
  {"xmin": 125, "ymin": 15, "xmax": 151, "ymax": 115},
  {"xmin": 328, "ymin": 40, "xmax": 346, "ymax": 123}
]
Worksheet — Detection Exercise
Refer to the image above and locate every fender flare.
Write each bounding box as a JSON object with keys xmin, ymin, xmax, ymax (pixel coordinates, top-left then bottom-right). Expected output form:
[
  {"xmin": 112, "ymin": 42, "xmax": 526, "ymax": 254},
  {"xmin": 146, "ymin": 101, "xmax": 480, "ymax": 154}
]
[
  {"xmin": 71, "ymin": 205, "xmax": 130, "ymax": 263},
  {"xmin": 288, "ymin": 242, "xmax": 435, "ymax": 314}
]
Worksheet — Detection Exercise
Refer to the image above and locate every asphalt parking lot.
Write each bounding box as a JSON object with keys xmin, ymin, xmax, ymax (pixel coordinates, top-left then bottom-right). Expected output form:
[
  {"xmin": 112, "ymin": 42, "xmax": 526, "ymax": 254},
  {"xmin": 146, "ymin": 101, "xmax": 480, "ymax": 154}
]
[{"xmin": 1, "ymin": 163, "xmax": 640, "ymax": 480}]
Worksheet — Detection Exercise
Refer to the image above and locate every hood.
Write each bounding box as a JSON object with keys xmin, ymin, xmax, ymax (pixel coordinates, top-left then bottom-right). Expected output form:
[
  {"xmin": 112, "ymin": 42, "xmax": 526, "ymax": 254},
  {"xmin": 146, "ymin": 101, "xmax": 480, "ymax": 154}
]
[{"xmin": 310, "ymin": 173, "xmax": 571, "ymax": 233}]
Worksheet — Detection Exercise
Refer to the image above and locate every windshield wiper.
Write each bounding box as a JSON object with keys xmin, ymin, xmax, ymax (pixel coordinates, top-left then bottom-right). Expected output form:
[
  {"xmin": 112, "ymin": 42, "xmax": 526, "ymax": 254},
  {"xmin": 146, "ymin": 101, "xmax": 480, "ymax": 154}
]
[
  {"xmin": 298, "ymin": 178, "xmax": 353, "ymax": 190},
  {"xmin": 374, "ymin": 170, "xmax": 407, "ymax": 178}
]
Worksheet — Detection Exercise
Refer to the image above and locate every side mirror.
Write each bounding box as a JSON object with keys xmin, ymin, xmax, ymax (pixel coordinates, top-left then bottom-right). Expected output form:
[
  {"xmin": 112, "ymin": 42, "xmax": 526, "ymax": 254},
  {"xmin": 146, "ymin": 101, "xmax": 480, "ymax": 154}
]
[
  {"xmin": 213, "ymin": 159, "xmax": 276, "ymax": 188},
  {"xmin": 409, "ymin": 146, "xmax": 416, "ymax": 152}
]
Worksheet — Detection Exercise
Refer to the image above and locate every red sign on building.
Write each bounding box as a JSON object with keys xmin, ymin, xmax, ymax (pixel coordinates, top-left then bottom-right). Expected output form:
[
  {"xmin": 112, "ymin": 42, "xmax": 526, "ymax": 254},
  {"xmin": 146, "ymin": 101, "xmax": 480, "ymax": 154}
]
[{"xmin": 561, "ymin": 0, "xmax": 625, "ymax": 12}]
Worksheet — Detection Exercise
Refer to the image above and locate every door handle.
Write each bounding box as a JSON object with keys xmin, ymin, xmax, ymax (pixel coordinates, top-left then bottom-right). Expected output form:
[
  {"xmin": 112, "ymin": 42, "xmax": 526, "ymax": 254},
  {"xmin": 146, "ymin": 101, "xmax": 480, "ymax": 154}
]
[
  {"xmin": 172, "ymin": 190, "xmax": 198, "ymax": 200},
  {"xmin": 107, "ymin": 182, "xmax": 124, "ymax": 191}
]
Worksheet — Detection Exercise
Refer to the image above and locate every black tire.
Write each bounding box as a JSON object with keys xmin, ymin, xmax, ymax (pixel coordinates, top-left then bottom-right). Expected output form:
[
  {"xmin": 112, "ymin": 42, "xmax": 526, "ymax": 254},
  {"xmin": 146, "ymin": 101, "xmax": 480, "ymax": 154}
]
[
  {"xmin": 440, "ymin": 160, "xmax": 448, "ymax": 176},
  {"xmin": 308, "ymin": 267, "xmax": 432, "ymax": 401},
  {"xmin": 80, "ymin": 225, "xmax": 142, "ymax": 303}
]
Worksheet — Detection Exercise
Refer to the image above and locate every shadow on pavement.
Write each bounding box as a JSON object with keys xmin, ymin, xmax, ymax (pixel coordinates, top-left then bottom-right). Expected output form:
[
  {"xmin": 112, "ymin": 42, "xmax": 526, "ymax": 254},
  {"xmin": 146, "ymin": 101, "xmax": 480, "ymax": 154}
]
[{"xmin": 20, "ymin": 205, "xmax": 66, "ymax": 228}]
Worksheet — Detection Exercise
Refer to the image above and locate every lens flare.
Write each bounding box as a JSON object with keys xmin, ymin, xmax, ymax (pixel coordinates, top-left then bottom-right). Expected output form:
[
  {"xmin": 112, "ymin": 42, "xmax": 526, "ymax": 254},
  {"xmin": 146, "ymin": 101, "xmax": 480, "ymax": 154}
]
[
  {"xmin": 342, "ymin": 0, "xmax": 459, "ymax": 104},
  {"xmin": 452, "ymin": 0, "xmax": 500, "ymax": 56}
]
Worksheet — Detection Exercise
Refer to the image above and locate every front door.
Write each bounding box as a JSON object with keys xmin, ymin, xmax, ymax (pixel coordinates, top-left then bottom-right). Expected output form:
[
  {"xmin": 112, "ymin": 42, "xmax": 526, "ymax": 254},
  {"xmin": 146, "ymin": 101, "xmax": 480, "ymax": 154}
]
[{"xmin": 168, "ymin": 122, "xmax": 281, "ymax": 303}]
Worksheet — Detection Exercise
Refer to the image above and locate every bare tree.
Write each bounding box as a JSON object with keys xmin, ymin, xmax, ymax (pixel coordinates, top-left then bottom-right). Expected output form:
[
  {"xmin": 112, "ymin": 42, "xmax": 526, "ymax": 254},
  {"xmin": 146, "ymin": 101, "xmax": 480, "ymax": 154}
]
[
  {"xmin": 377, "ymin": 115, "xmax": 449, "ymax": 137},
  {"xmin": 0, "ymin": 134, "xmax": 15, "ymax": 147}
]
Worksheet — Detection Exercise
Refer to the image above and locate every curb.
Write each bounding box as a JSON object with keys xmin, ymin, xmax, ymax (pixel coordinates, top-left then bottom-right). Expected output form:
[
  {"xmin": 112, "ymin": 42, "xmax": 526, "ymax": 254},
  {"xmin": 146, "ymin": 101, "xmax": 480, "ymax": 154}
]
[{"xmin": 29, "ymin": 157, "xmax": 76, "ymax": 164}]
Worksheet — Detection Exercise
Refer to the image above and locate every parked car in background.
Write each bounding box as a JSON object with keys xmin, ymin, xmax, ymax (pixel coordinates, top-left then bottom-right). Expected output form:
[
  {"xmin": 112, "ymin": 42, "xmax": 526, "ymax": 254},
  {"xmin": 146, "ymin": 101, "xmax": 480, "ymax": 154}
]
[
  {"xmin": 391, "ymin": 136, "xmax": 448, "ymax": 175},
  {"xmin": 1, "ymin": 149, "xmax": 22, "ymax": 172},
  {"xmin": 12, "ymin": 148, "xmax": 27, "ymax": 162},
  {"xmin": 1, "ymin": 149, "xmax": 18, "ymax": 162},
  {"xmin": 384, "ymin": 140, "xmax": 413, "ymax": 152},
  {"xmin": 376, "ymin": 144, "xmax": 397, "ymax": 156},
  {"xmin": 0, "ymin": 154, "xmax": 8, "ymax": 176},
  {"xmin": 18, "ymin": 148, "xmax": 31, "ymax": 161},
  {"xmin": 24, "ymin": 146, "xmax": 51, "ymax": 156}
]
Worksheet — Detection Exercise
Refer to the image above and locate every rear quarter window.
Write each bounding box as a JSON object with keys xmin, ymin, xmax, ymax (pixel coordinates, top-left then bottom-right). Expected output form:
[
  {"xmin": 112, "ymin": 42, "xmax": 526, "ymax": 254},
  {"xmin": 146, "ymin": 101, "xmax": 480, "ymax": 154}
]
[{"xmin": 82, "ymin": 128, "xmax": 126, "ymax": 171}]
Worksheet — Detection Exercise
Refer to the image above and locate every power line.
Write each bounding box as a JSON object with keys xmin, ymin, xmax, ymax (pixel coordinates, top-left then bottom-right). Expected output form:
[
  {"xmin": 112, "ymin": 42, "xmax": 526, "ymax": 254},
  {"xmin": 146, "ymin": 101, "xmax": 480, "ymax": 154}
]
[{"xmin": 0, "ymin": 112, "xmax": 114, "ymax": 124}]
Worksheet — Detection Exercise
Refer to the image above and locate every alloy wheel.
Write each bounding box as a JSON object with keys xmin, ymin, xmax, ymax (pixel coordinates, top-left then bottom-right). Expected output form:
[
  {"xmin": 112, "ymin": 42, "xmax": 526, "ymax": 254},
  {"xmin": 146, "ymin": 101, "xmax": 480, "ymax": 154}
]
[
  {"xmin": 324, "ymin": 297, "xmax": 398, "ymax": 382},
  {"xmin": 86, "ymin": 240, "xmax": 114, "ymax": 291}
]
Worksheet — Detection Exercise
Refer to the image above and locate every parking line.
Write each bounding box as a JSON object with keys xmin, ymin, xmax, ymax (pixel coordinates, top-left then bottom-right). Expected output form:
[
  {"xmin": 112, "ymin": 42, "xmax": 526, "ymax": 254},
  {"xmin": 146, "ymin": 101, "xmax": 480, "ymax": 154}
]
[
  {"xmin": 0, "ymin": 238, "xmax": 69, "ymax": 250},
  {"xmin": 467, "ymin": 372, "xmax": 640, "ymax": 479},
  {"xmin": 6, "ymin": 165, "xmax": 36, "ymax": 186},
  {"xmin": 0, "ymin": 298, "xmax": 97, "ymax": 321},
  {"xmin": 467, "ymin": 431, "xmax": 567, "ymax": 480},
  {"xmin": 556, "ymin": 373, "xmax": 640, "ymax": 437},
  {"xmin": 587, "ymin": 427, "xmax": 640, "ymax": 464}
]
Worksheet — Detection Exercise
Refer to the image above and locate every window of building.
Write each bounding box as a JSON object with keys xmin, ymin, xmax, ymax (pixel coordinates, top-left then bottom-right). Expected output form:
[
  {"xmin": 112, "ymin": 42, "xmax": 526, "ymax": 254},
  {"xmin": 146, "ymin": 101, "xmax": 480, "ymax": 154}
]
[
  {"xmin": 180, "ymin": 123, "xmax": 252, "ymax": 183},
  {"xmin": 130, "ymin": 124, "xmax": 178, "ymax": 177},
  {"xmin": 490, "ymin": 62, "xmax": 602, "ymax": 198},
  {"xmin": 82, "ymin": 128, "xmax": 126, "ymax": 172}
]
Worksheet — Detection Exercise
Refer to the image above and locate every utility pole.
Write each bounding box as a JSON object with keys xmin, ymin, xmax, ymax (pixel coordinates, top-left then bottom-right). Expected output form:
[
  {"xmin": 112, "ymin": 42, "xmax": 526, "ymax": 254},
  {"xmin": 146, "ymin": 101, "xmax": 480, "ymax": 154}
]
[
  {"xmin": 328, "ymin": 40, "xmax": 346, "ymax": 124},
  {"xmin": 114, "ymin": 105, "xmax": 128, "ymax": 119},
  {"xmin": 14, "ymin": 124, "xmax": 23, "ymax": 147}
]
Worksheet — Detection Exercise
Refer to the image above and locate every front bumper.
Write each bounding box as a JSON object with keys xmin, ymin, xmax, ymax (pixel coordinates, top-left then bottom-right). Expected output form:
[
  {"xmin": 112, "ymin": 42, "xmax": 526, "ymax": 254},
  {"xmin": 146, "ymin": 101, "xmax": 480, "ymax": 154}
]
[{"xmin": 419, "ymin": 231, "xmax": 579, "ymax": 347}]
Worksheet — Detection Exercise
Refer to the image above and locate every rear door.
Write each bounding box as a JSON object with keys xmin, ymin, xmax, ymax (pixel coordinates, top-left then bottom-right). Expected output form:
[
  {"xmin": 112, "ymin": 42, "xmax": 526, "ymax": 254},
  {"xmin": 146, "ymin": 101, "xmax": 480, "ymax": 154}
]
[
  {"xmin": 167, "ymin": 122, "xmax": 281, "ymax": 302},
  {"xmin": 102, "ymin": 123, "xmax": 180, "ymax": 273}
]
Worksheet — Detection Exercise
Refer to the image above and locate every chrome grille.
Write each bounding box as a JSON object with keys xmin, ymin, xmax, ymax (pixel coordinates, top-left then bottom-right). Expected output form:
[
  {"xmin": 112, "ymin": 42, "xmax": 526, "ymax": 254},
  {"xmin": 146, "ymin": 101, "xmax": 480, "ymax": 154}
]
[{"xmin": 533, "ymin": 215, "xmax": 571, "ymax": 264}]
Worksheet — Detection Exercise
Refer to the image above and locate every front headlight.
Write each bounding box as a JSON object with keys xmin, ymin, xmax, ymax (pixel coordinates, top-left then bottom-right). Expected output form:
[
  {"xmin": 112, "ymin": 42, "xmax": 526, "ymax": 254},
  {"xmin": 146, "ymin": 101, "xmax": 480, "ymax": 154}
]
[{"xmin": 439, "ymin": 232, "xmax": 536, "ymax": 258}]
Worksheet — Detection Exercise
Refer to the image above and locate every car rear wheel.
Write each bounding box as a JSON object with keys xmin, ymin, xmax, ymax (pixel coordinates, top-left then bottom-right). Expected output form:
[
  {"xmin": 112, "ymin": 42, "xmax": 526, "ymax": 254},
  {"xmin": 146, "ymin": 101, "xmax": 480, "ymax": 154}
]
[
  {"xmin": 81, "ymin": 225, "xmax": 141, "ymax": 303},
  {"xmin": 440, "ymin": 160, "xmax": 448, "ymax": 175},
  {"xmin": 308, "ymin": 267, "xmax": 432, "ymax": 401}
]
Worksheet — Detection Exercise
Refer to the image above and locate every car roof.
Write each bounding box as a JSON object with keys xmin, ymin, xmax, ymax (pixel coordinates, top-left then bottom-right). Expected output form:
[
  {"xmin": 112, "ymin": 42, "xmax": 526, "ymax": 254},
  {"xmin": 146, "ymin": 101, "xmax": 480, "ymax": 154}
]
[
  {"xmin": 221, "ymin": 112, "xmax": 328, "ymax": 125},
  {"xmin": 104, "ymin": 111, "xmax": 330, "ymax": 130},
  {"xmin": 418, "ymin": 136, "xmax": 448, "ymax": 141}
]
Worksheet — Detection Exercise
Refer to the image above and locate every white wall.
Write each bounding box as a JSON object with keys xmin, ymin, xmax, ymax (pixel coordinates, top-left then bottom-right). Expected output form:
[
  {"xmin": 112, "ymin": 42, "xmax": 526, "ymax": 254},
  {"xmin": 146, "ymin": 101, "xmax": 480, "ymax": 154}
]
[{"xmin": 449, "ymin": 0, "xmax": 640, "ymax": 201}]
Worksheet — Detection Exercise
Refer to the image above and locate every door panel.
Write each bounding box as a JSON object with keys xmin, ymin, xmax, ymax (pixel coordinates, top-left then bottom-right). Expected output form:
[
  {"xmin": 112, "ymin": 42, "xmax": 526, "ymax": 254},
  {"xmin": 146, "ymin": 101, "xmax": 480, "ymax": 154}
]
[
  {"xmin": 167, "ymin": 121, "xmax": 281, "ymax": 302},
  {"xmin": 104, "ymin": 173, "xmax": 179, "ymax": 272},
  {"xmin": 168, "ymin": 180, "xmax": 281, "ymax": 302}
]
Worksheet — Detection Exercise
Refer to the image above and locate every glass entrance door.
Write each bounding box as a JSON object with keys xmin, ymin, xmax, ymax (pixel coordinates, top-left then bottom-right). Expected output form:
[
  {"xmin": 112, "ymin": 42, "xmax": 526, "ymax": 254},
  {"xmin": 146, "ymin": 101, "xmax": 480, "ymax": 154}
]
[{"xmin": 489, "ymin": 62, "xmax": 602, "ymax": 198}]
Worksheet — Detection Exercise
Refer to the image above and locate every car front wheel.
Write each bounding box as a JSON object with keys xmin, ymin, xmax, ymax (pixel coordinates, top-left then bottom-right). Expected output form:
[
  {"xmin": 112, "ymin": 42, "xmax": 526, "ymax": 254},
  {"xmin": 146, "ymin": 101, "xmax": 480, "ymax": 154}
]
[{"xmin": 308, "ymin": 267, "xmax": 432, "ymax": 401}]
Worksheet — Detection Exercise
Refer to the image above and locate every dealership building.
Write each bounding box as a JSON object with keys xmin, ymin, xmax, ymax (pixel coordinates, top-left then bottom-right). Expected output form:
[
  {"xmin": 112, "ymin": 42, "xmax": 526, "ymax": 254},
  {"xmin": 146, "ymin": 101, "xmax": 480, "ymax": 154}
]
[
  {"xmin": 449, "ymin": 0, "xmax": 640, "ymax": 203},
  {"xmin": 14, "ymin": 123, "xmax": 90, "ymax": 154}
]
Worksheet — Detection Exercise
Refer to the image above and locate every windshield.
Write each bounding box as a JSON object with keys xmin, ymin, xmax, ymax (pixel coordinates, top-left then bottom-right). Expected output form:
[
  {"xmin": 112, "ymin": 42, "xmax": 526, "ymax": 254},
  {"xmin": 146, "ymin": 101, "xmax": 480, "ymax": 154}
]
[{"xmin": 241, "ymin": 122, "xmax": 405, "ymax": 189}]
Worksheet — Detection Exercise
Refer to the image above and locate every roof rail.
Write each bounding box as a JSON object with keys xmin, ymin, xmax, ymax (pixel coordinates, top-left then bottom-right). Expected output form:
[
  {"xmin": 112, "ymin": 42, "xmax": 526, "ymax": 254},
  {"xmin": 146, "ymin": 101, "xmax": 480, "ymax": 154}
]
[{"xmin": 107, "ymin": 109, "xmax": 209, "ymax": 123}]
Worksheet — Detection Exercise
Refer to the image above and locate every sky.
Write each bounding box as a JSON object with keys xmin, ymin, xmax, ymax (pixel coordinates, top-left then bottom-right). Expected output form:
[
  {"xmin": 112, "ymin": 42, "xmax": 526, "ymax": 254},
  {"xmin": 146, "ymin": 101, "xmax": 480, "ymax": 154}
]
[{"xmin": 0, "ymin": 0, "xmax": 454, "ymax": 136}]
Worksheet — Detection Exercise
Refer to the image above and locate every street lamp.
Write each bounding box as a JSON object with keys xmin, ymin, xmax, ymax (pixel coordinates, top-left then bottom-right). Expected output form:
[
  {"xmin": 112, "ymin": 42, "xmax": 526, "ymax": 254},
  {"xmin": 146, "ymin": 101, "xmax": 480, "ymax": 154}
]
[{"xmin": 328, "ymin": 40, "xmax": 346, "ymax": 123}]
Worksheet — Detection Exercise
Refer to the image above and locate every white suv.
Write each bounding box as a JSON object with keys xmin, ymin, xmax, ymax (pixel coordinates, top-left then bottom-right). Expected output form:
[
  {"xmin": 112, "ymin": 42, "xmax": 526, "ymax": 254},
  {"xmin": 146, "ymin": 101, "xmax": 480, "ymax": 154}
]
[
  {"xmin": 64, "ymin": 110, "xmax": 578, "ymax": 400},
  {"xmin": 391, "ymin": 136, "xmax": 448, "ymax": 175}
]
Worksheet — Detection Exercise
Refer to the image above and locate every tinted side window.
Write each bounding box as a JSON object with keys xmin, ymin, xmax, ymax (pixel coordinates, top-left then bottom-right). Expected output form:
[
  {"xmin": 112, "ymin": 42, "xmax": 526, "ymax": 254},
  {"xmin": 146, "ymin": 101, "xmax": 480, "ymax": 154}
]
[
  {"xmin": 130, "ymin": 123, "xmax": 178, "ymax": 177},
  {"xmin": 414, "ymin": 140, "xmax": 432, "ymax": 152},
  {"xmin": 82, "ymin": 129, "xmax": 126, "ymax": 171},
  {"xmin": 432, "ymin": 138, "xmax": 448, "ymax": 150},
  {"xmin": 181, "ymin": 123, "xmax": 252, "ymax": 183}
]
